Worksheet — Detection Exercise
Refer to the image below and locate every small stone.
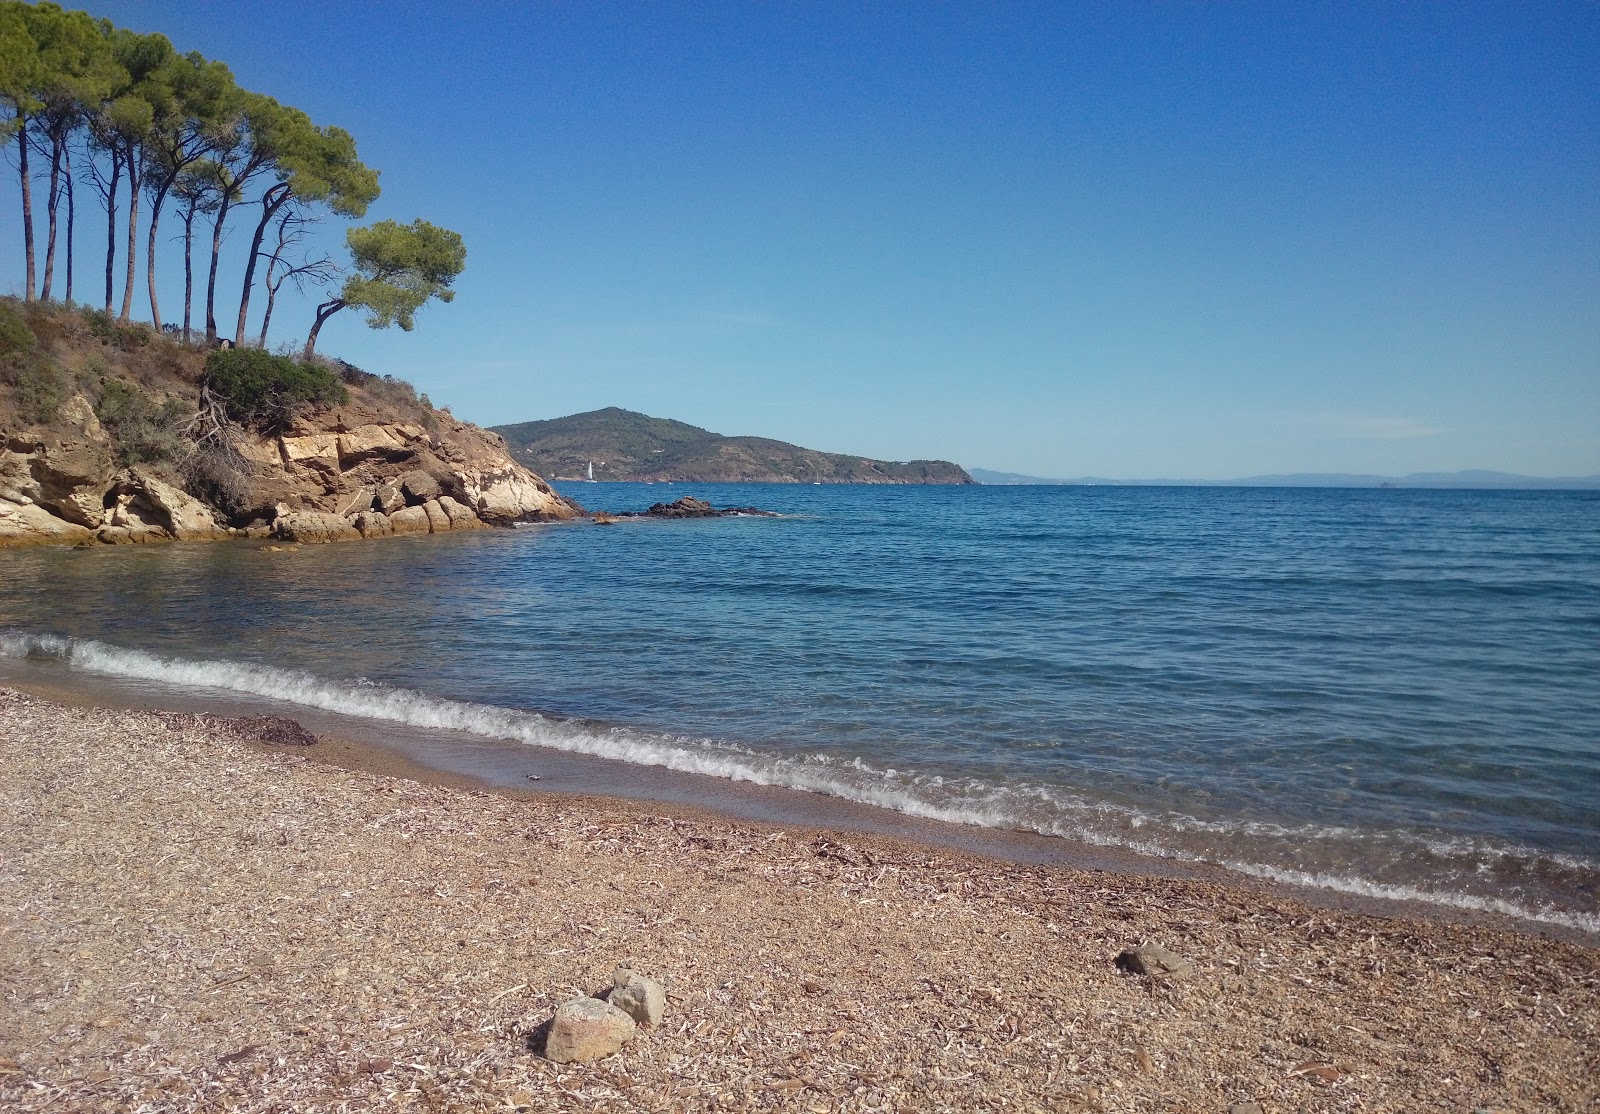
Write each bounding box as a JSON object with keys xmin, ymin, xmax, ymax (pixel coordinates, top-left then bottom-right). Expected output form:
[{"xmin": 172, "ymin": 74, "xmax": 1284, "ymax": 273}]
[
  {"xmin": 607, "ymin": 967, "xmax": 666, "ymax": 1027},
  {"xmin": 1116, "ymin": 943, "xmax": 1194, "ymax": 978},
  {"xmin": 544, "ymin": 996, "xmax": 636, "ymax": 1063},
  {"xmin": 1229, "ymin": 1104, "xmax": 1264, "ymax": 1114}
]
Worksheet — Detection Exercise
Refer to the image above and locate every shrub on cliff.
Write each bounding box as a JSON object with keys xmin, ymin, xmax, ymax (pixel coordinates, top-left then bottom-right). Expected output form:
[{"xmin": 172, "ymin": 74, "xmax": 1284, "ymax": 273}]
[
  {"xmin": 95, "ymin": 379, "xmax": 186, "ymax": 466},
  {"xmin": 203, "ymin": 348, "xmax": 348, "ymax": 432},
  {"xmin": 0, "ymin": 301, "xmax": 37, "ymax": 374},
  {"xmin": 13, "ymin": 359, "xmax": 69, "ymax": 426},
  {"xmin": 78, "ymin": 307, "xmax": 154, "ymax": 353}
]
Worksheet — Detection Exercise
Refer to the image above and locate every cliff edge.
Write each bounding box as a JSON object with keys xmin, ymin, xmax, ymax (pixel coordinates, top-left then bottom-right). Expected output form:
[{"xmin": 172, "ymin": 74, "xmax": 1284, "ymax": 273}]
[{"xmin": 0, "ymin": 300, "xmax": 578, "ymax": 548}]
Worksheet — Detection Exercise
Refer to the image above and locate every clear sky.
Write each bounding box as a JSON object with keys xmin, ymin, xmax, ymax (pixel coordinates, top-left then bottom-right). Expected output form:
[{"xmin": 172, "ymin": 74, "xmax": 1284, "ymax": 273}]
[{"xmin": 6, "ymin": 1, "xmax": 1598, "ymax": 478}]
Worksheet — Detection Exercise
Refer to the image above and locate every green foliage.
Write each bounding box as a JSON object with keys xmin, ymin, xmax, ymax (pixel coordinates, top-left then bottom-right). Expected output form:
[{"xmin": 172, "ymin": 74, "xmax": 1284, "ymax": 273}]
[
  {"xmin": 95, "ymin": 377, "xmax": 184, "ymax": 465},
  {"xmin": 78, "ymin": 305, "xmax": 153, "ymax": 351},
  {"xmin": 15, "ymin": 356, "xmax": 68, "ymax": 425},
  {"xmin": 342, "ymin": 219, "xmax": 465, "ymax": 332},
  {"xmin": 0, "ymin": 299, "xmax": 37, "ymax": 375},
  {"xmin": 203, "ymin": 346, "xmax": 346, "ymax": 431}
]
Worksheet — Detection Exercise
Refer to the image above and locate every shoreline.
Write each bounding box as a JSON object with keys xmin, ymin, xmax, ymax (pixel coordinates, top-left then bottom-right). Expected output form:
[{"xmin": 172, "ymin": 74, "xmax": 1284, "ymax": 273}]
[
  {"xmin": 2, "ymin": 684, "xmax": 1596, "ymax": 1111},
  {"xmin": 3, "ymin": 658, "xmax": 1595, "ymax": 952}
]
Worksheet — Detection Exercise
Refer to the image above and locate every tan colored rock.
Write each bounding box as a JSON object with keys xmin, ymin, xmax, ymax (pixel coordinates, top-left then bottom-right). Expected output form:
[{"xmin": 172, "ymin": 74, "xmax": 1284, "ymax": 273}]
[
  {"xmin": 14, "ymin": 394, "xmax": 117, "ymax": 527},
  {"xmin": 0, "ymin": 447, "xmax": 38, "ymax": 504},
  {"xmin": 0, "ymin": 500, "xmax": 95, "ymax": 546},
  {"xmin": 279, "ymin": 432, "xmax": 341, "ymax": 477},
  {"xmin": 421, "ymin": 499, "xmax": 451, "ymax": 533},
  {"xmin": 607, "ymin": 968, "xmax": 666, "ymax": 1027},
  {"xmin": 453, "ymin": 463, "xmax": 577, "ymax": 524},
  {"xmin": 401, "ymin": 470, "xmax": 443, "ymax": 504},
  {"xmin": 544, "ymin": 997, "xmax": 636, "ymax": 1064},
  {"xmin": 274, "ymin": 510, "xmax": 362, "ymax": 544},
  {"xmin": 374, "ymin": 480, "xmax": 406, "ymax": 514},
  {"xmin": 336, "ymin": 424, "xmax": 412, "ymax": 468},
  {"xmin": 437, "ymin": 495, "xmax": 481, "ymax": 528},
  {"xmin": 1116, "ymin": 943, "xmax": 1194, "ymax": 979},
  {"xmin": 388, "ymin": 505, "xmax": 430, "ymax": 535},
  {"xmin": 336, "ymin": 485, "xmax": 376, "ymax": 517},
  {"xmin": 352, "ymin": 511, "xmax": 392, "ymax": 539},
  {"xmin": 125, "ymin": 468, "xmax": 226, "ymax": 541}
]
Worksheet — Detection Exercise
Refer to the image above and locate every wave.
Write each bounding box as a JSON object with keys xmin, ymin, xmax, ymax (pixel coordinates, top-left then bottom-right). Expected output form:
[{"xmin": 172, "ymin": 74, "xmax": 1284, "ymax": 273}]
[{"xmin": 3, "ymin": 630, "xmax": 1595, "ymax": 936}]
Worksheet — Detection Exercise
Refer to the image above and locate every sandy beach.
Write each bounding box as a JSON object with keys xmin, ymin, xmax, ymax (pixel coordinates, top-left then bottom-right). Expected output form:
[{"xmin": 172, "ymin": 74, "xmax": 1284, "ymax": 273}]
[{"xmin": 2, "ymin": 686, "xmax": 1596, "ymax": 1113}]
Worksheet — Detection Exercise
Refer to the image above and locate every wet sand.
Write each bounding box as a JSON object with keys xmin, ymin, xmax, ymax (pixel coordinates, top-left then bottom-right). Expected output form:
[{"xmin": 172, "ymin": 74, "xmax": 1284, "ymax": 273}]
[
  {"xmin": 2, "ymin": 658, "xmax": 1593, "ymax": 948},
  {"xmin": 2, "ymin": 686, "xmax": 1597, "ymax": 1112}
]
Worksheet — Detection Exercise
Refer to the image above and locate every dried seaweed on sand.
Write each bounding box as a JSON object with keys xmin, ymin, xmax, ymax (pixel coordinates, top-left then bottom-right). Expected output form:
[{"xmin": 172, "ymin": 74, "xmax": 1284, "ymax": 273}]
[{"xmin": 1, "ymin": 688, "xmax": 1596, "ymax": 1112}]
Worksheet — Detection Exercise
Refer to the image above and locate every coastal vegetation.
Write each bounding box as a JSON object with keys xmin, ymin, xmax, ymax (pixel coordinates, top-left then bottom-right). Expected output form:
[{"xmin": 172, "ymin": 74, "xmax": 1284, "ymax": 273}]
[
  {"xmin": 0, "ymin": 1, "xmax": 462, "ymax": 352},
  {"xmin": 0, "ymin": 297, "xmax": 576, "ymax": 546},
  {"xmin": 493, "ymin": 406, "xmax": 975, "ymax": 484}
]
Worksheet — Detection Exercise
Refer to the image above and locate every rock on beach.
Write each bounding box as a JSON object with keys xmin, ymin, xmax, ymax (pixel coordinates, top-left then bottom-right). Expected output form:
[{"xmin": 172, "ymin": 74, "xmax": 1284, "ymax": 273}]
[
  {"xmin": 607, "ymin": 967, "xmax": 666, "ymax": 1027},
  {"xmin": 544, "ymin": 996, "xmax": 637, "ymax": 1063},
  {"xmin": 1116, "ymin": 943, "xmax": 1195, "ymax": 978}
]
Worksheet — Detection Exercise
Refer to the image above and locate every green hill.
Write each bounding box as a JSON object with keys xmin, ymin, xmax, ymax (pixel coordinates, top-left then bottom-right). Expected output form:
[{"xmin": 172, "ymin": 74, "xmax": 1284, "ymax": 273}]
[{"xmin": 491, "ymin": 408, "xmax": 973, "ymax": 484}]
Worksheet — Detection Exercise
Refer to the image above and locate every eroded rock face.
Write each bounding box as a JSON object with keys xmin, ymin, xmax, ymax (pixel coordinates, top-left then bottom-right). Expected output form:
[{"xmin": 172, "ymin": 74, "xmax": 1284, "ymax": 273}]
[
  {"xmin": 388, "ymin": 505, "xmax": 430, "ymax": 535},
  {"xmin": 0, "ymin": 499, "xmax": 94, "ymax": 546},
  {"xmin": 6, "ymin": 394, "xmax": 117, "ymax": 527},
  {"xmin": 455, "ymin": 464, "xmax": 569, "ymax": 524},
  {"xmin": 274, "ymin": 510, "xmax": 362, "ymax": 544},
  {"xmin": 120, "ymin": 468, "xmax": 227, "ymax": 541},
  {"xmin": 1, "ymin": 390, "xmax": 579, "ymax": 548}
]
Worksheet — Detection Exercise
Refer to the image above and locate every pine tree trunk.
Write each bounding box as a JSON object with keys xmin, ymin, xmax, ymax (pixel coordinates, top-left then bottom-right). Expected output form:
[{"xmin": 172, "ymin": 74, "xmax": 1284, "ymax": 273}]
[
  {"xmin": 119, "ymin": 149, "xmax": 141, "ymax": 322},
  {"xmin": 235, "ymin": 185, "xmax": 290, "ymax": 345},
  {"xmin": 146, "ymin": 178, "xmax": 173, "ymax": 330},
  {"xmin": 63, "ymin": 145, "xmax": 75, "ymax": 307},
  {"xmin": 42, "ymin": 138, "xmax": 61, "ymax": 301},
  {"xmin": 19, "ymin": 114, "xmax": 36, "ymax": 302},
  {"xmin": 181, "ymin": 204, "xmax": 194, "ymax": 343},
  {"xmin": 303, "ymin": 298, "xmax": 344, "ymax": 359},
  {"xmin": 103, "ymin": 150, "xmax": 121, "ymax": 313},
  {"xmin": 259, "ymin": 275, "xmax": 286, "ymax": 348},
  {"xmin": 205, "ymin": 192, "xmax": 232, "ymax": 345}
]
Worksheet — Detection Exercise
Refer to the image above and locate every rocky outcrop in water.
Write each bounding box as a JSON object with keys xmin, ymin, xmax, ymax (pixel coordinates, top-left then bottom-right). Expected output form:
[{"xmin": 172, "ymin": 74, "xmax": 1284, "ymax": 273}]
[
  {"xmin": 614, "ymin": 496, "xmax": 778, "ymax": 519},
  {"xmin": 1, "ymin": 397, "xmax": 579, "ymax": 549},
  {"xmin": 0, "ymin": 300, "xmax": 581, "ymax": 548}
]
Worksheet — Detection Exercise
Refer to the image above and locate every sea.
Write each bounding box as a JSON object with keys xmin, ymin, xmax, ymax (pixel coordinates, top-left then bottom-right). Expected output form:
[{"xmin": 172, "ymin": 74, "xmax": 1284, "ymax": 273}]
[{"xmin": 2, "ymin": 483, "xmax": 1597, "ymax": 937}]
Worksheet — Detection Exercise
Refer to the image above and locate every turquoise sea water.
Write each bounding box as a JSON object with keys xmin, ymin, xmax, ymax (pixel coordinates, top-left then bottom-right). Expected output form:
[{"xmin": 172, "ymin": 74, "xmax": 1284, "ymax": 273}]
[{"xmin": 3, "ymin": 483, "xmax": 1597, "ymax": 932}]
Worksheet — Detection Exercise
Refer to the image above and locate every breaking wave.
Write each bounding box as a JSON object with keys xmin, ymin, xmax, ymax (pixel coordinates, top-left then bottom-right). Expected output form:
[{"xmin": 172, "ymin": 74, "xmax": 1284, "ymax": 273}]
[{"xmin": 3, "ymin": 629, "xmax": 1596, "ymax": 937}]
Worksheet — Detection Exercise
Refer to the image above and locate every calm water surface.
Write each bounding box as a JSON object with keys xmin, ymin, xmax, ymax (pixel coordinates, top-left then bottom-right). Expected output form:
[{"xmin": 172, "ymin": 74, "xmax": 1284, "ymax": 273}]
[{"xmin": 3, "ymin": 484, "xmax": 1597, "ymax": 931}]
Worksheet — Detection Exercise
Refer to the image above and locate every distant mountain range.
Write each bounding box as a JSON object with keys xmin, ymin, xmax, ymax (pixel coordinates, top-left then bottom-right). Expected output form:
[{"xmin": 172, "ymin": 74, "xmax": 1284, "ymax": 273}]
[
  {"xmin": 969, "ymin": 468, "xmax": 1600, "ymax": 489},
  {"xmin": 491, "ymin": 408, "xmax": 973, "ymax": 484}
]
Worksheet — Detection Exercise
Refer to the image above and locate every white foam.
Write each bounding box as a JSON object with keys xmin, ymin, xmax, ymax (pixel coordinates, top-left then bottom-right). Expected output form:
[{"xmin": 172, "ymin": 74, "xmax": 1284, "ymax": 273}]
[
  {"xmin": 1219, "ymin": 861, "xmax": 1600, "ymax": 935},
  {"xmin": 3, "ymin": 630, "xmax": 1595, "ymax": 936}
]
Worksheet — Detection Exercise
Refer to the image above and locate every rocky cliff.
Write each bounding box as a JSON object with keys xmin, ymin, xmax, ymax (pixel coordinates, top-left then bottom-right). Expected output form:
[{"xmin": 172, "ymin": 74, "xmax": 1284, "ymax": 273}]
[{"xmin": 0, "ymin": 300, "xmax": 579, "ymax": 548}]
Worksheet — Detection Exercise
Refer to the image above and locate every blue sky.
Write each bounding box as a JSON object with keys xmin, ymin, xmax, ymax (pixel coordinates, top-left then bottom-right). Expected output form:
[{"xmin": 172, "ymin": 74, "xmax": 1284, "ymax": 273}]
[{"xmin": 5, "ymin": 1, "xmax": 1597, "ymax": 478}]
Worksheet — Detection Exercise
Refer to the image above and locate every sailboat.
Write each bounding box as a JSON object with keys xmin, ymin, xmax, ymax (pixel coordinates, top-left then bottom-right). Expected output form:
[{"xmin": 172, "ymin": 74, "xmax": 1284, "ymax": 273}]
[{"xmin": 587, "ymin": 461, "xmax": 595, "ymax": 482}]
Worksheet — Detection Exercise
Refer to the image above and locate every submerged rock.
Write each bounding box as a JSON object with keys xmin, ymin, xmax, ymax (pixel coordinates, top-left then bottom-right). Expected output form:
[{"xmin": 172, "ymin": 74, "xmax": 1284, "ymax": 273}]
[{"xmin": 615, "ymin": 496, "xmax": 777, "ymax": 519}]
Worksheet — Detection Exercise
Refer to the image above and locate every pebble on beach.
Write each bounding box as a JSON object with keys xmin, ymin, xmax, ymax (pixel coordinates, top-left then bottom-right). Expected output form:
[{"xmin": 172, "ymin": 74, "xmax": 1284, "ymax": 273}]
[
  {"xmin": 607, "ymin": 966, "xmax": 667, "ymax": 1027},
  {"xmin": 1115, "ymin": 942, "xmax": 1196, "ymax": 979},
  {"xmin": 544, "ymin": 996, "xmax": 637, "ymax": 1064}
]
